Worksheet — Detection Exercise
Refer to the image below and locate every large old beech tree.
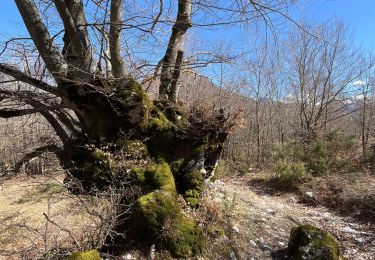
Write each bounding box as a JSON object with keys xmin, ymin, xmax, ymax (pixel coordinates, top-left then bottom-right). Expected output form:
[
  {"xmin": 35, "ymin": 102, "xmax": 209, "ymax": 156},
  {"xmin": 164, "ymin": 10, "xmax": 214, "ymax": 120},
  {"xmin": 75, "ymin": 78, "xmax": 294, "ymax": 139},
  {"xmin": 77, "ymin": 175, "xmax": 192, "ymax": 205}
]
[
  {"xmin": 0, "ymin": 0, "xmax": 234, "ymax": 257},
  {"xmin": 0, "ymin": 0, "xmax": 294, "ymax": 257}
]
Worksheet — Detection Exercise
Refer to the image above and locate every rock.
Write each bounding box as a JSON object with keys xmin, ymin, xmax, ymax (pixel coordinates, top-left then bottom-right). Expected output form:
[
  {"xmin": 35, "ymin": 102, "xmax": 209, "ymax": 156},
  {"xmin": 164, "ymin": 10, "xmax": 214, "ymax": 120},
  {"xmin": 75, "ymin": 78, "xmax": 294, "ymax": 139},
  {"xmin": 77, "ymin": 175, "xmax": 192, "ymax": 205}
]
[
  {"xmin": 304, "ymin": 191, "xmax": 315, "ymax": 200},
  {"xmin": 214, "ymin": 180, "xmax": 225, "ymax": 186},
  {"xmin": 232, "ymin": 225, "xmax": 240, "ymax": 233},
  {"xmin": 322, "ymin": 212, "xmax": 331, "ymax": 222},
  {"xmin": 265, "ymin": 208, "xmax": 276, "ymax": 215},
  {"xmin": 147, "ymin": 244, "xmax": 155, "ymax": 260},
  {"xmin": 261, "ymin": 244, "xmax": 272, "ymax": 251},
  {"xmin": 122, "ymin": 253, "xmax": 132, "ymax": 260},
  {"xmin": 249, "ymin": 239, "xmax": 257, "ymax": 246},
  {"xmin": 354, "ymin": 237, "xmax": 366, "ymax": 243},
  {"xmin": 229, "ymin": 251, "xmax": 237, "ymax": 260},
  {"xmin": 278, "ymin": 241, "xmax": 286, "ymax": 247},
  {"xmin": 340, "ymin": 226, "xmax": 360, "ymax": 234},
  {"xmin": 288, "ymin": 224, "xmax": 342, "ymax": 260}
]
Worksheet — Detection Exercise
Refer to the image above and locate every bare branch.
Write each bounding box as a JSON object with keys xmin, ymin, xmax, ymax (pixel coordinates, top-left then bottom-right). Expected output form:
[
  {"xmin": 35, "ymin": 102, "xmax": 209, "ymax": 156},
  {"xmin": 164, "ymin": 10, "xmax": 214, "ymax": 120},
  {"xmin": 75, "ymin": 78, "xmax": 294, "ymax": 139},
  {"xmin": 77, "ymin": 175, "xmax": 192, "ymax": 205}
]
[
  {"xmin": 14, "ymin": 0, "xmax": 69, "ymax": 84},
  {"xmin": 0, "ymin": 63, "xmax": 64, "ymax": 97},
  {"xmin": 0, "ymin": 104, "xmax": 67, "ymax": 118},
  {"xmin": 14, "ymin": 144, "xmax": 61, "ymax": 173}
]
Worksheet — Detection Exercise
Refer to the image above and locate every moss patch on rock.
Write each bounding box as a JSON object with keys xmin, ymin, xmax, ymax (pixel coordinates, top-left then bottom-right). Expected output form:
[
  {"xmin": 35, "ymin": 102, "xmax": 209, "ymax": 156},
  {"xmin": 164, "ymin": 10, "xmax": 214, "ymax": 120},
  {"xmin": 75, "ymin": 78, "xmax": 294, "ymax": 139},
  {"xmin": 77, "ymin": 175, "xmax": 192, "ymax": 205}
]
[
  {"xmin": 288, "ymin": 224, "xmax": 342, "ymax": 260},
  {"xmin": 67, "ymin": 249, "xmax": 101, "ymax": 260},
  {"xmin": 183, "ymin": 170, "xmax": 205, "ymax": 207},
  {"xmin": 144, "ymin": 163, "xmax": 176, "ymax": 193},
  {"xmin": 137, "ymin": 191, "xmax": 181, "ymax": 231},
  {"xmin": 168, "ymin": 215, "xmax": 206, "ymax": 257},
  {"xmin": 132, "ymin": 162, "xmax": 205, "ymax": 257},
  {"xmin": 117, "ymin": 138, "xmax": 149, "ymax": 158},
  {"xmin": 135, "ymin": 191, "xmax": 205, "ymax": 258}
]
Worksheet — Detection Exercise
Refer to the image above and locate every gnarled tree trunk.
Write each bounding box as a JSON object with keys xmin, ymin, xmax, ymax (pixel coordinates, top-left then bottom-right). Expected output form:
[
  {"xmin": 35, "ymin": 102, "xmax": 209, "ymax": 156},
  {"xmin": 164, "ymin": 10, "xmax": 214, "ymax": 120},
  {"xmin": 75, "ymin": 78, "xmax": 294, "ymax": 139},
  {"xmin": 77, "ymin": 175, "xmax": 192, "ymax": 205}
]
[{"xmin": 0, "ymin": 0, "xmax": 231, "ymax": 257}]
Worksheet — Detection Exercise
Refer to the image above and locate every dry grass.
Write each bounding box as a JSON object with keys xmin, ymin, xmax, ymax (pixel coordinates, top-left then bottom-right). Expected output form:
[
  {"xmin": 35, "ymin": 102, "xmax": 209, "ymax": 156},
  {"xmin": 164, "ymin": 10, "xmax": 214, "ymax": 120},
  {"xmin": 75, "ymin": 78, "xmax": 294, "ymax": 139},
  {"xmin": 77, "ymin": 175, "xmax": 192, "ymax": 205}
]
[
  {"xmin": 300, "ymin": 171, "xmax": 375, "ymax": 221},
  {"xmin": 246, "ymin": 168, "xmax": 375, "ymax": 223},
  {"xmin": 0, "ymin": 173, "xmax": 111, "ymax": 259}
]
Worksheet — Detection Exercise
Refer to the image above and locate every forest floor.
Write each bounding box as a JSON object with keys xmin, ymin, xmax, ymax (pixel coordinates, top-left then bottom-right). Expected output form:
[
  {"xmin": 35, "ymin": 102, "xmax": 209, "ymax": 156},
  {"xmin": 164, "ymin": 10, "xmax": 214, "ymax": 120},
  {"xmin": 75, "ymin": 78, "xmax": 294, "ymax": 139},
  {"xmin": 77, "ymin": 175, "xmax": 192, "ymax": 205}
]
[
  {"xmin": 0, "ymin": 172, "xmax": 374, "ymax": 259},
  {"xmin": 220, "ymin": 173, "xmax": 375, "ymax": 260},
  {"xmin": 0, "ymin": 173, "xmax": 104, "ymax": 259}
]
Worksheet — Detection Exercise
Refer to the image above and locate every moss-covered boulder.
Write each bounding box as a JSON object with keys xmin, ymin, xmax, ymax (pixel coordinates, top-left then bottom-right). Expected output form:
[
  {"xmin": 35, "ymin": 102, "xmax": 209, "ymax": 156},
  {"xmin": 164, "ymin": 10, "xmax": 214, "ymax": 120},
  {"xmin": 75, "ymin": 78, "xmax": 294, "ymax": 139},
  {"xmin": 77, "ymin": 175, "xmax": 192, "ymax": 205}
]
[
  {"xmin": 131, "ymin": 162, "xmax": 205, "ymax": 258},
  {"xmin": 288, "ymin": 224, "xmax": 342, "ymax": 260},
  {"xmin": 66, "ymin": 249, "xmax": 101, "ymax": 260},
  {"xmin": 168, "ymin": 215, "xmax": 206, "ymax": 257},
  {"xmin": 137, "ymin": 191, "xmax": 181, "ymax": 231},
  {"xmin": 144, "ymin": 163, "xmax": 176, "ymax": 193}
]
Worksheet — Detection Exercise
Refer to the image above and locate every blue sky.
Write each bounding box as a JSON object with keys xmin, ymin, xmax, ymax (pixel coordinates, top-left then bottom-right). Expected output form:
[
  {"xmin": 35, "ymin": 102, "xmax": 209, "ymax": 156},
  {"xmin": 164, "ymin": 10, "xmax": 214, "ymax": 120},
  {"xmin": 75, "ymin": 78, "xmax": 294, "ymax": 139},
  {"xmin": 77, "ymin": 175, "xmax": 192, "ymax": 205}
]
[
  {"xmin": 1, "ymin": 0, "xmax": 375, "ymax": 64},
  {"xmin": 294, "ymin": 0, "xmax": 375, "ymax": 49},
  {"xmin": 1, "ymin": 1, "xmax": 375, "ymax": 46}
]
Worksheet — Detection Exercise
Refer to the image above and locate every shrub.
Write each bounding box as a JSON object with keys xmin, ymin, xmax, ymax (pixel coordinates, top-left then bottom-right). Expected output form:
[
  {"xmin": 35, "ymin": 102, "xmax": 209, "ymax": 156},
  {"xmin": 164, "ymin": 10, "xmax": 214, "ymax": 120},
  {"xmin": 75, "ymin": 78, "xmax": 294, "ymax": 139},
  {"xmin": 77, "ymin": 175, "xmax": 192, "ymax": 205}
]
[
  {"xmin": 273, "ymin": 131, "xmax": 358, "ymax": 176},
  {"xmin": 272, "ymin": 143, "xmax": 303, "ymax": 162},
  {"xmin": 364, "ymin": 146, "xmax": 375, "ymax": 171},
  {"xmin": 273, "ymin": 161, "xmax": 307, "ymax": 183},
  {"xmin": 304, "ymin": 140, "xmax": 329, "ymax": 175}
]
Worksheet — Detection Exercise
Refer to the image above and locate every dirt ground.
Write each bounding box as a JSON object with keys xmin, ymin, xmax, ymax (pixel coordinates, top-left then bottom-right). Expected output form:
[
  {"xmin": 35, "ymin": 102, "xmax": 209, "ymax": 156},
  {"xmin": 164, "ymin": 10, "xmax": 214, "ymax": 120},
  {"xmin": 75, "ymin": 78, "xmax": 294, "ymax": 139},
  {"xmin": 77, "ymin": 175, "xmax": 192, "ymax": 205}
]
[
  {"xmin": 222, "ymin": 176, "xmax": 375, "ymax": 260},
  {"xmin": 0, "ymin": 173, "xmax": 374, "ymax": 260}
]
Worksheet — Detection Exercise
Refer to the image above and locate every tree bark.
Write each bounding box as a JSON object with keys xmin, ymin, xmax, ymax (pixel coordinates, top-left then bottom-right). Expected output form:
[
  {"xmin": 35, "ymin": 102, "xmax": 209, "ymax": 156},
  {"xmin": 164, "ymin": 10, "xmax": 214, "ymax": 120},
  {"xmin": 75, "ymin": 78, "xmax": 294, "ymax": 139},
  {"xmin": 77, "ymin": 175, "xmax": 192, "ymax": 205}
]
[
  {"xmin": 110, "ymin": 0, "xmax": 127, "ymax": 78},
  {"xmin": 159, "ymin": 0, "xmax": 192, "ymax": 101}
]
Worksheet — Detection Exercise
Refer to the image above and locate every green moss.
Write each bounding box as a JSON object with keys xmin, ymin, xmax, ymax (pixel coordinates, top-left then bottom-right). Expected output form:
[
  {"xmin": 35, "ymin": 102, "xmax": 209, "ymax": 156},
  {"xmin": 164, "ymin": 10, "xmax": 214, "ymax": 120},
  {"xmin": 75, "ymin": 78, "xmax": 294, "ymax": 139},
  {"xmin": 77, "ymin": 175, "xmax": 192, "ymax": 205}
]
[
  {"xmin": 137, "ymin": 191, "xmax": 181, "ymax": 232},
  {"xmin": 185, "ymin": 197, "xmax": 199, "ymax": 207},
  {"xmin": 66, "ymin": 249, "xmax": 101, "ymax": 260},
  {"xmin": 182, "ymin": 170, "xmax": 204, "ymax": 207},
  {"xmin": 170, "ymin": 159, "xmax": 184, "ymax": 176},
  {"xmin": 144, "ymin": 163, "xmax": 176, "ymax": 193},
  {"xmin": 185, "ymin": 189, "xmax": 200, "ymax": 198},
  {"xmin": 89, "ymin": 148, "xmax": 109, "ymax": 161},
  {"xmin": 140, "ymin": 104, "xmax": 178, "ymax": 161},
  {"xmin": 184, "ymin": 170, "xmax": 204, "ymax": 190},
  {"xmin": 288, "ymin": 224, "xmax": 341, "ymax": 260},
  {"xmin": 168, "ymin": 216, "xmax": 206, "ymax": 258},
  {"xmin": 208, "ymin": 226, "xmax": 225, "ymax": 238},
  {"xmin": 134, "ymin": 165, "xmax": 205, "ymax": 257},
  {"xmin": 132, "ymin": 167, "xmax": 145, "ymax": 182},
  {"xmin": 142, "ymin": 111, "xmax": 175, "ymax": 132}
]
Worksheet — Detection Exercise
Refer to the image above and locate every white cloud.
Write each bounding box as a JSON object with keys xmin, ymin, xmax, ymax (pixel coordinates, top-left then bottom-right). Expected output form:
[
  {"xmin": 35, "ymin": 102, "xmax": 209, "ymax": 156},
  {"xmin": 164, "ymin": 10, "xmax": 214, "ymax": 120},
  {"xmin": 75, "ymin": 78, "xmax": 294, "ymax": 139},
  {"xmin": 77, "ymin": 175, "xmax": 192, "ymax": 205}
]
[{"xmin": 352, "ymin": 80, "xmax": 366, "ymax": 86}]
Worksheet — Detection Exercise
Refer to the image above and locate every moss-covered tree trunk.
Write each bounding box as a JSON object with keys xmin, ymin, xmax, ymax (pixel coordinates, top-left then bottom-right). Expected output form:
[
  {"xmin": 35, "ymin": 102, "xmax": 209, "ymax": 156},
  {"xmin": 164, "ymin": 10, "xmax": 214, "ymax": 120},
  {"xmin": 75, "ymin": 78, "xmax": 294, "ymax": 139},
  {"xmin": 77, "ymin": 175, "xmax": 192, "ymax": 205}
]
[{"xmin": 58, "ymin": 78, "xmax": 228, "ymax": 257}]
